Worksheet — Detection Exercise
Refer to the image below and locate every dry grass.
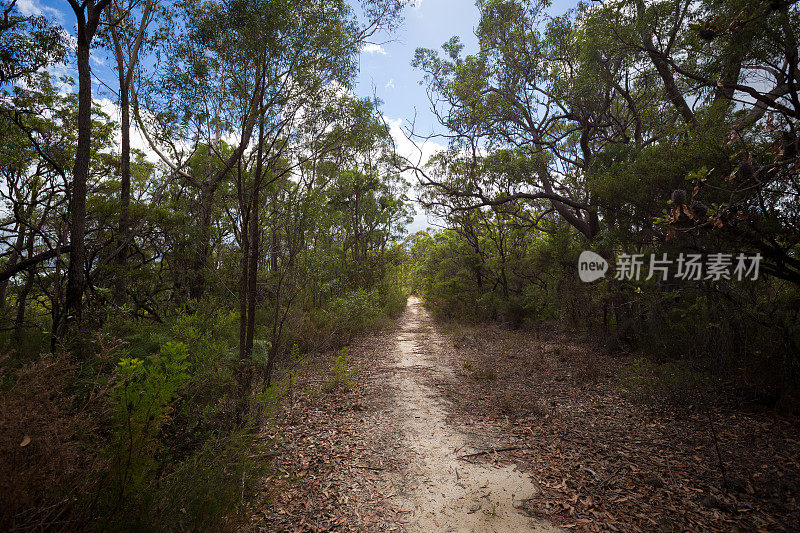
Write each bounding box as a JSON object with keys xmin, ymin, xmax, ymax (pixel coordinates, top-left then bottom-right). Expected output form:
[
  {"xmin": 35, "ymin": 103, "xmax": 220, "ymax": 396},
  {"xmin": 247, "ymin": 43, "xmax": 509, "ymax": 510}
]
[
  {"xmin": 0, "ymin": 351, "xmax": 97, "ymax": 529},
  {"xmin": 0, "ymin": 335, "xmax": 121, "ymax": 530}
]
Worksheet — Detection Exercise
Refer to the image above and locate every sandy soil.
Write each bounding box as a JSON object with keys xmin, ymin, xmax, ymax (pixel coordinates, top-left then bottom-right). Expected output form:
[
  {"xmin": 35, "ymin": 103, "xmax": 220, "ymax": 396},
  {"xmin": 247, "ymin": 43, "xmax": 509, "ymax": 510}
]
[{"xmin": 389, "ymin": 297, "xmax": 560, "ymax": 532}]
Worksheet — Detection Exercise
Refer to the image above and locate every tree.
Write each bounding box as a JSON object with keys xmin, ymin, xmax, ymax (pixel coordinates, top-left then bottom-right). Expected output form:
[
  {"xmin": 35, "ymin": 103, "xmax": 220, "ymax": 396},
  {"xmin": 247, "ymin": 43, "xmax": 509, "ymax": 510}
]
[
  {"xmin": 130, "ymin": 0, "xmax": 406, "ymax": 411},
  {"xmin": 412, "ymin": 0, "xmax": 800, "ymax": 284},
  {"xmin": 0, "ymin": 0, "xmax": 66, "ymax": 83},
  {"xmin": 1, "ymin": 73, "xmax": 118, "ymax": 346},
  {"xmin": 579, "ymin": 0, "xmax": 800, "ymax": 283},
  {"xmin": 62, "ymin": 0, "xmax": 114, "ymax": 343},
  {"xmin": 409, "ymin": 0, "xmax": 609, "ymax": 240},
  {"xmin": 100, "ymin": 0, "xmax": 156, "ymax": 300}
]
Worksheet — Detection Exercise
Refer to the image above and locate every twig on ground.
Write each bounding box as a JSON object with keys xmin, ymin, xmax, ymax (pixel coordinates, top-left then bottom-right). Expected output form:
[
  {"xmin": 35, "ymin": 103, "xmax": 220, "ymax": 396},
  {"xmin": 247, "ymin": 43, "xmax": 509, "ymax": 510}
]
[
  {"xmin": 458, "ymin": 446, "xmax": 526, "ymax": 459},
  {"xmin": 353, "ymin": 464, "xmax": 385, "ymax": 471},
  {"xmin": 581, "ymin": 465, "xmax": 600, "ymax": 481}
]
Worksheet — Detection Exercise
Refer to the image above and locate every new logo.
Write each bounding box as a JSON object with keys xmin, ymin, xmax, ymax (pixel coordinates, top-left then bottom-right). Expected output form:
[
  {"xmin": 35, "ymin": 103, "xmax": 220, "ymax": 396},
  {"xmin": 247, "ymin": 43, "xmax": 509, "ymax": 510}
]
[{"xmin": 578, "ymin": 250, "xmax": 608, "ymax": 282}]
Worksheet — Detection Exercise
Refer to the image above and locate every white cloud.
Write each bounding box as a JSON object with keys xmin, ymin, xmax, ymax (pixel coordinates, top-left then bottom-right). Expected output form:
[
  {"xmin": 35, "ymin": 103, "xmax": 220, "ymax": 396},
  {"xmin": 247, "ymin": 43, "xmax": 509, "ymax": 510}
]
[
  {"xmin": 16, "ymin": 0, "xmax": 41, "ymax": 16},
  {"xmin": 384, "ymin": 115, "xmax": 445, "ymax": 233},
  {"xmin": 385, "ymin": 116, "xmax": 443, "ymax": 164},
  {"xmin": 96, "ymin": 98, "xmax": 155, "ymax": 163},
  {"xmin": 407, "ymin": 212, "xmax": 435, "ymax": 234},
  {"xmin": 16, "ymin": 0, "xmax": 63, "ymax": 20},
  {"xmin": 361, "ymin": 43, "xmax": 387, "ymax": 55},
  {"xmin": 46, "ymin": 63, "xmax": 76, "ymax": 94},
  {"xmin": 95, "ymin": 97, "xmax": 180, "ymax": 166},
  {"xmin": 384, "ymin": 115, "xmax": 444, "ymax": 180},
  {"xmin": 385, "ymin": 78, "xmax": 395, "ymax": 89}
]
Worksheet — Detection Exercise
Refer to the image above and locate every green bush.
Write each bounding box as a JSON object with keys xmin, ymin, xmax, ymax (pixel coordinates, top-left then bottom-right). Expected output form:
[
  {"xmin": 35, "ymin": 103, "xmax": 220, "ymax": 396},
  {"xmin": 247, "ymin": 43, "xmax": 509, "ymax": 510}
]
[
  {"xmin": 324, "ymin": 347, "xmax": 357, "ymax": 392},
  {"xmin": 104, "ymin": 342, "xmax": 191, "ymax": 511},
  {"xmin": 144, "ymin": 428, "xmax": 263, "ymax": 531},
  {"xmin": 88, "ymin": 306, "xmax": 274, "ymax": 531},
  {"xmin": 313, "ymin": 288, "xmax": 389, "ymax": 342}
]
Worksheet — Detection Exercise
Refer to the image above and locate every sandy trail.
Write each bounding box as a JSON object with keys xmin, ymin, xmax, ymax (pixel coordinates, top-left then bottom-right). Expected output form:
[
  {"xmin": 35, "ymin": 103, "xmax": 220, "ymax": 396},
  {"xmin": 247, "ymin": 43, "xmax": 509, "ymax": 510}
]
[{"xmin": 391, "ymin": 297, "xmax": 559, "ymax": 532}]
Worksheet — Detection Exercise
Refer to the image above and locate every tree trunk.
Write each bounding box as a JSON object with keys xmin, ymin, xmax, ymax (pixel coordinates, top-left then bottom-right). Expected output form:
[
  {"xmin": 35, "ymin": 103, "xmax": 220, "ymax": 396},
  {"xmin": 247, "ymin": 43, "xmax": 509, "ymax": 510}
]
[
  {"xmin": 270, "ymin": 224, "xmax": 278, "ymax": 272},
  {"xmin": 60, "ymin": 1, "xmax": 113, "ymax": 344},
  {"xmin": 238, "ymin": 210, "xmax": 249, "ymax": 367},
  {"xmin": 0, "ymin": 222, "xmax": 25, "ymax": 310},
  {"xmin": 245, "ymin": 175, "xmax": 260, "ymax": 362},
  {"xmin": 112, "ymin": 35, "xmax": 132, "ymax": 301},
  {"xmin": 237, "ymin": 192, "xmax": 250, "ymax": 422},
  {"xmin": 237, "ymin": 75, "xmax": 266, "ymax": 420},
  {"xmin": 106, "ymin": 1, "xmax": 154, "ymax": 294},
  {"xmin": 190, "ymin": 181, "xmax": 215, "ymax": 300},
  {"xmin": 14, "ymin": 231, "xmax": 36, "ymax": 337},
  {"xmin": 633, "ymin": 0, "xmax": 695, "ymax": 124},
  {"xmin": 63, "ymin": 13, "xmax": 91, "ymax": 336},
  {"xmin": 107, "ymin": 0, "xmax": 153, "ymax": 270},
  {"xmin": 50, "ymin": 239, "xmax": 65, "ymax": 353}
]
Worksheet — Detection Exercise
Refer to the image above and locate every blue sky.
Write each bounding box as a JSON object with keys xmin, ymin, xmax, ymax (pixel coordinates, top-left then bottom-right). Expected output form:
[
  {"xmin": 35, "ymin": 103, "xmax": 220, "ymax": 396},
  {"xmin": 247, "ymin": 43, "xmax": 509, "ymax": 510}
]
[
  {"xmin": 355, "ymin": 0, "xmax": 575, "ymax": 131},
  {"xmin": 354, "ymin": 0, "xmax": 575, "ymax": 232},
  {"xmin": 22, "ymin": 0, "xmax": 576, "ymax": 234},
  {"xmin": 356, "ymin": 0, "xmax": 482, "ymax": 139}
]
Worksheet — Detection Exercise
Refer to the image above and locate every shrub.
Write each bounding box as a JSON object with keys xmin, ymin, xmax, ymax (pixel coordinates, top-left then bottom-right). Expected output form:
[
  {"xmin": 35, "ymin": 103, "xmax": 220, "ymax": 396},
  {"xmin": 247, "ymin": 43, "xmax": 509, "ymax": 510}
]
[
  {"xmin": 103, "ymin": 342, "xmax": 191, "ymax": 510},
  {"xmin": 0, "ymin": 351, "xmax": 95, "ymax": 531},
  {"xmin": 324, "ymin": 347, "xmax": 357, "ymax": 392},
  {"xmin": 128, "ymin": 428, "xmax": 263, "ymax": 531}
]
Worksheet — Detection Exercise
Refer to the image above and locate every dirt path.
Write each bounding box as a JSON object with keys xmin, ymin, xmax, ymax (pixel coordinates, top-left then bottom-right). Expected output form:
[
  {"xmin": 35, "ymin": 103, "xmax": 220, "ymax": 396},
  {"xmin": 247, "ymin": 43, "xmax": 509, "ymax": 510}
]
[
  {"xmin": 262, "ymin": 297, "xmax": 800, "ymax": 531},
  {"xmin": 389, "ymin": 297, "xmax": 559, "ymax": 532},
  {"xmin": 259, "ymin": 297, "xmax": 564, "ymax": 531}
]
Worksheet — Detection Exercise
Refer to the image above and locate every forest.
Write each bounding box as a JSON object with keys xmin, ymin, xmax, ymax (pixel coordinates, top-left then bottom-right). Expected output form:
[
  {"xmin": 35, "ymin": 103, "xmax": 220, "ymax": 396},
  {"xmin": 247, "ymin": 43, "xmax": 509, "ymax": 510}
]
[{"xmin": 1, "ymin": 0, "xmax": 798, "ymax": 531}]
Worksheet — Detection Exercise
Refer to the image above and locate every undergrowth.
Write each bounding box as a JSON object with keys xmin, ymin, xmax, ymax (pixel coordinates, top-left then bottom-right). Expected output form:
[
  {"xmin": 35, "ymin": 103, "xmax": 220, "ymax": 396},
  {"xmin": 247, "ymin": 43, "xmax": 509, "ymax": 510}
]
[
  {"xmin": 0, "ymin": 282, "xmax": 407, "ymax": 530},
  {"xmin": 324, "ymin": 346, "xmax": 357, "ymax": 392}
]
